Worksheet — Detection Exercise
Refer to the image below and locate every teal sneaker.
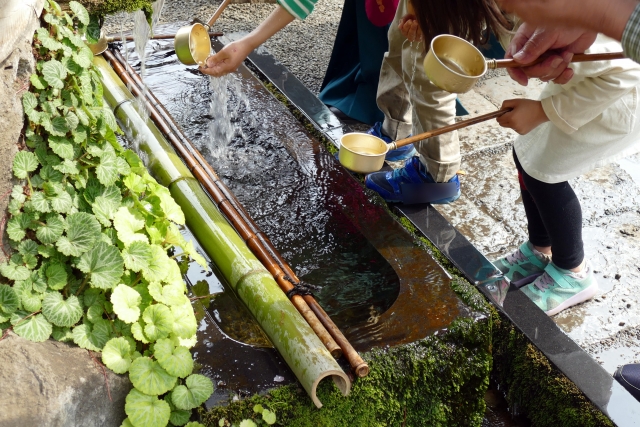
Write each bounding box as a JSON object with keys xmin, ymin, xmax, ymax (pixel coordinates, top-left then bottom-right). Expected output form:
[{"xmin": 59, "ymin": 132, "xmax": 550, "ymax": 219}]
[
  {"xmin": 493, "ymin": 241, "xmax": 550, "ymax": 284},
  {"xmin": 521, "ymin": 262, "xmax": 599, "ymax": 316}
]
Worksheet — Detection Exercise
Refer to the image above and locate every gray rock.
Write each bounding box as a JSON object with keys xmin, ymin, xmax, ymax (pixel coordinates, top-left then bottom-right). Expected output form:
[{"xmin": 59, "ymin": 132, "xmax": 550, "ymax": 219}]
[{"xmin": 0, "ymin": 332, "xmax": 131, "ymax": 427}]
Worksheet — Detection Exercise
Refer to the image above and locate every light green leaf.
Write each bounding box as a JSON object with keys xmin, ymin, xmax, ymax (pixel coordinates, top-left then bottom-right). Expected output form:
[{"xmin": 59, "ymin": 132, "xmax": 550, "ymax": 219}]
[
  {"xmin": 102, "ymin": 104, "xmax": 118, "ymax": 132},
  {"xmin": 170, "ymin": 374, "xmax": 214, "ymax": 411},
  {"xmin": 42, "ymin": 292, "xmax": 82, "ymax": 327},
  {"xmin": 6, "ymin": 218, "xmax": 26, "ymax": 242},
  {"xmin": 0, "ymin": 285, "xmax": 19, "ymax": 314},
  {"xmin": 148, "ymin": 282, "xmax": 188, "ymax": 307},
  {"xmin": 57, "ymin": 212, "xmax": 101, "ymax": 257},
  {"xmin": 0, "ymin": 263, "xmax": 31, "ymax": 281},
  {"xmin": 154, "ymin": 338, "xmax": 193, "ymax": 378},
  {"xmin": 46, "ymin": 263, "xmax": 67, "ymax": 290},
  {"xmin": 22, "ymin": 92, "xmax": 38, "ymax": 114},
  {"xmin": 111, "ymin": 284, "xmax": 141, "ymax": 324},
  {"xmin": 50, "ymin": 116, "xmax": 70, "ymax": 136},
  {"xmin": 49, "ymin": 136, "xmax": 75, "ymax": 160},
  {"xmin": 69, "ymin": 1, "xmax": 90, "ymax": 25},
  {"xmin": 50, "ymin": 187, "xmax": 74, "ymax": 213},
  {"xmin": 77, "ymin": 242, "xmax": 124, "ymax": 290},
  {"xmin": 239, "ymin": 421, "xmax": 257, "ymax": 427},
  {"xmin": 174, "ymin": 334, "xmax": 197, "ymax": 349},
  {"xmin": 72, "ymin": 46, "xmax": 94, "ymax": 69},
  {"xmin": 185, "ymin": 423, "xmax": 206, "ymax": 427},
  {"xmin": 123, "ymin": 173, "xmax": 146, "ymax": 194},
  {"xmin": 171, "ymin": 302, "xmax": 197, "ymax": 339},
  {"xmin": 182, "ymin": 240, "xmax": 208, "ymax": 269},
  {"xmin": 19, "ymin": 286, "xmax": 43, "ymax": 312},
  {"xmin": 141, "ymin": 245, "xmax": 170, "ymax": 283},
  {"xmin": 113, "ymin": 207, "xmax": 148, "ymax": 247},
  {"xmin": 51, "ymin": 325, "xmax": 74, "ymax": 342},
  {"xmin": 150, "ymin": 184, "xmax": 185, "ymax": 225},
  {"xmin": 42, "ymin": 59, "xmax": 67, "ymax": 89},
  {"xmin": 131, "ymin": 320, "xmax": 149, "ymax": 344},
  {"xmin": 142, "ymin": 304, "xmax": 173, "ymax": 341},
  {"xmin": 31, "ymin": 192, "xmax": 51, "ymax": 213},
  {"xmin": 86, "ymin": 303, "xmax": 104, "ymax": 323},
  {"xmin": 102, "ymin": 337, "xmax": 133, "ymax": 374},
  {"xmin": 253, "ymin": 404, "xmax": 263, "ymax": 414},
  {"xmin": 129, "ymin": 356, "xmax": 177, "ymax": 396},
  {"xmin": 11, "ymin": 184, "xmax": 26, "ymax": 204},
  {"xmin": 122, "ymin": 241, "xmax": 153, "ymax": 273},
  {"xmin": 72, "ymin": 319, "xmax": 110, "ymax": 351},
  {"xmin": 13, "ymin": 151, "xmax": 39, "ymax": 179},
  {"xmin": 96, "ymin": 151, "xmax": 119, "ymax": 187},
  {"xmin": 30, "ymin": 73, "xmax": 47, "ymax": 90},
  {"xmin": 13, "ymin": 313, "xmax": 52, "ymax": 342},
  {"xmin": 36, "ymin": 214, "xmax": 65, "ymax": 244},
  {"xmin": 18, "ymin": 240, "xmax": 39, "ymax": 257},
  {"xmin": 262, "ymin": 409, "xmax": 276, "ymax": 425},
  {"xmin": 125, "ymin": 389, "xmax": 171, "ymax": 427}
]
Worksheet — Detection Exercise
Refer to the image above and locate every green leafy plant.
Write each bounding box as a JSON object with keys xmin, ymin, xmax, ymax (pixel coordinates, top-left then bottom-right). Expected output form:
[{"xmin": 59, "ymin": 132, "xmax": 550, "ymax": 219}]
[
  {"xmin": 0, "ymin": 1, "xmax": 212, "ymax": 426},
  {"xmin": 217, "ymin": 405, "xmax": 277, "ymax": 427}
]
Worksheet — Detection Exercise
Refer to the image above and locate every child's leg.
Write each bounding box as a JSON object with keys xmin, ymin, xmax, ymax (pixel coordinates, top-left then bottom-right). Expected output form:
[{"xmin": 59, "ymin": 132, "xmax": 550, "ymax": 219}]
[{"xmin": 513, "ymin": 151, "xmax": 584, "ymax": 270}]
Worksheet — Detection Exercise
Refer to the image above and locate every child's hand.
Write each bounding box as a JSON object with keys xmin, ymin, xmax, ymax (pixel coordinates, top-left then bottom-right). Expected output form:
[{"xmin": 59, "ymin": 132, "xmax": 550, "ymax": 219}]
[
  {"xmin": 496, "ymin": 99, "xmax": 549, "ymax": 135},
  {"xmin": 398, "ymin": 15, "xmax": 423, "ymax": 42}
]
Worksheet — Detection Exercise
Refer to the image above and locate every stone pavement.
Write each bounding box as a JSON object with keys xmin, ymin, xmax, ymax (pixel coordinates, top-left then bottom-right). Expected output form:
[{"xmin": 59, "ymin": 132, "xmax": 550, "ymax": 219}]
[{"xmin": 437, "ymin": 71, "xmax": 640, "ymax": 374}]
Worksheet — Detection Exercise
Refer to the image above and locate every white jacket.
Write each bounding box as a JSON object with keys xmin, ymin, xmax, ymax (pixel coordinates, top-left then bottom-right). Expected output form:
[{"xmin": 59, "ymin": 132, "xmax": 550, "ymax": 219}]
[{"xmin": 513, "ymin": 34, "xmax": 640, "ymax": 183}]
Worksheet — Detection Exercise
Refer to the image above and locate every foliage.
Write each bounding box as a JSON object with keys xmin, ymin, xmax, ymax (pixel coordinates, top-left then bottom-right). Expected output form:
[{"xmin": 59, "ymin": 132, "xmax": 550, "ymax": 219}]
[{"xmin": 0, "ymin": 1, "xmax": 212, "ymax": 426}]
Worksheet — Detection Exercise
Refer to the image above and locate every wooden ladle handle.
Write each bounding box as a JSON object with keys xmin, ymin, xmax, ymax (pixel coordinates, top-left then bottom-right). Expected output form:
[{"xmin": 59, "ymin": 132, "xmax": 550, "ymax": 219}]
[
  {"xmin": 489, "ymin": 51, "xmax": 626, "ymax": 69},
  {"xmin": 206, "ymin": 0, "xmax": 233, "ymax": 28},
  {"xmin": 391, "ymin": 107, "xmax": 512, "ymax": 150}
]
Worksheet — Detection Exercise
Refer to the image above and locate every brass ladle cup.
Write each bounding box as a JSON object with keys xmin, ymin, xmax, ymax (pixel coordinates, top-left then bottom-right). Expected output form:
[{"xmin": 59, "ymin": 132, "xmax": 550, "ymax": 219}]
[
  {"xmin": 174, "ymin": 0, "xmax": 233, "ymax": 66},
  {"xmin": 424, "ymin": 34, "xmax": 626, "ymax": 93},
  {"xmin": 338, "ymin": 108, "xmax": 512, "ymax": 174}
]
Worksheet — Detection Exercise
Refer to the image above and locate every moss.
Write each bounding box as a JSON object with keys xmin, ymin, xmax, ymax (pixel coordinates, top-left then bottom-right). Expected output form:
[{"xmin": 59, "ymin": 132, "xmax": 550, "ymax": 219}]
[
  {"xmin": 66, "ymin": 0, "xmax": 153, "ymax": 18},
  {"xmin": 491, "ymin": 311, "xmax": 614, "ymax": 427},
  {"xmin": 201, "ymin": 314, "xmax": 492, "ymax": 427}
]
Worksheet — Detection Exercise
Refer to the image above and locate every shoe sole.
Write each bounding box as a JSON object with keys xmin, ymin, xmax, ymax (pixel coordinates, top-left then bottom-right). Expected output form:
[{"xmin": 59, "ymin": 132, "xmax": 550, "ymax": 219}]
[{"xmin": 544, "ymin": 282, "xmax": 599, "ymax": 316}]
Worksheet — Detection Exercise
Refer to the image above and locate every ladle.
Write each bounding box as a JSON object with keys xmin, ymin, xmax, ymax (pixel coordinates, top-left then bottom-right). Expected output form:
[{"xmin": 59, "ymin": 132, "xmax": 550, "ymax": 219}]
[
  {"xmin": 86, "ymin": 31, "xmax": 223, "ymax": 56},
  {"xmin": 174, "ymin": 0, "xmax": 233, "ymax": 66},
  {"xmin": 339, "ymin": 107, "xmax": 511, "ymax": 174},
  {"xmin": 424, "ymin": 34, "xmax": 626, "ymax": 93}
]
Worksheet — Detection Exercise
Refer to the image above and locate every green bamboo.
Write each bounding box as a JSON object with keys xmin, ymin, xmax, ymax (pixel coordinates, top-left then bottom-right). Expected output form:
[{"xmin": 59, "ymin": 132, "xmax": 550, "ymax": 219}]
[{"xmin": 94, "ymin": 56, "xmax": 350, "ymax": 408}]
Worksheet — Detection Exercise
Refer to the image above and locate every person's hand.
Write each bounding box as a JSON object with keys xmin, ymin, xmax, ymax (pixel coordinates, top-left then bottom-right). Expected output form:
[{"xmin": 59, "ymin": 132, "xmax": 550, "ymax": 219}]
[
  {"xmin": 199, "ymin": 40, "xmax": 254, "ymax": 77},
  {"xmin": 505, "ymin": 23, "xmax": 597, "ymax": 86},
  {"xmin": 398, "ymin": 14, "xmax": 423, "ymax": 42},
  {"xmin": 496, "ymin": 99, "xmax": 548, "ymax": 134}
]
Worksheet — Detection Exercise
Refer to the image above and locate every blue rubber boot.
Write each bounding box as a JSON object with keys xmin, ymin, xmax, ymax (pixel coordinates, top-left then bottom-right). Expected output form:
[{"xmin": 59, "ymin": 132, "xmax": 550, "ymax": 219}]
[
  {"xmin": 365, "ymin": 157, "xmax": 460, "ymax": 204},
  {"xmin": 366, "ymin": 122, "xmax": 416, "ymax": 161}
]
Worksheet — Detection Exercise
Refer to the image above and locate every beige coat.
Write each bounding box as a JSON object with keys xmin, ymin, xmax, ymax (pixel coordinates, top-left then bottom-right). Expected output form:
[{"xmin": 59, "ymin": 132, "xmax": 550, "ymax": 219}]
[{"xmin": 514, "ymin": 34, "xmax": 640, "ymax": 183}]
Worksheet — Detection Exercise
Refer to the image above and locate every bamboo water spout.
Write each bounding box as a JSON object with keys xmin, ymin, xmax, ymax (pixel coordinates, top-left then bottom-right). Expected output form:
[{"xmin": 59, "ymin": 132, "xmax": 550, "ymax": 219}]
[
  {"xmin": 105, "ymin": 47, "xmax": 369, "ymax": 378},
  {"xmin": 95, "ymin": 55, "xmax": 351, "ymax": 407}
]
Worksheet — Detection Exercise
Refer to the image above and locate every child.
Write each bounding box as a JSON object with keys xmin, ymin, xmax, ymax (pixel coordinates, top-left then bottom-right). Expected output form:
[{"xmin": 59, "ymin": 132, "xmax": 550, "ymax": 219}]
[
  {"xmin": 494, "ymin": 34, "xmax": 640, "ymax": 315},
  {"xmin": 364, "ymin": 0, "xmax": 513, "ymax": 203}
]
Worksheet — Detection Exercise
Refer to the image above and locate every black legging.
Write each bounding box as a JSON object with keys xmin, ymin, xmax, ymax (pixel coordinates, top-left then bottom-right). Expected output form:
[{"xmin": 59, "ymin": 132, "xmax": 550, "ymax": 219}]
[{"xmin": 513, "ymin": 149, "xmax": 584, "ymax": 270}]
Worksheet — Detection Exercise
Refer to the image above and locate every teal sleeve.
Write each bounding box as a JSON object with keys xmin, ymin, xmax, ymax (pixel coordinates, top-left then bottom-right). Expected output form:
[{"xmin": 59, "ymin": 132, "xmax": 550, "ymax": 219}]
[
  {"xmin": 276, "ymin": 0, "xmax": 318, "ymax": 20},
  {"xmin": 622, "ymin": 2, "xmax": 640, "ymax": 64}
]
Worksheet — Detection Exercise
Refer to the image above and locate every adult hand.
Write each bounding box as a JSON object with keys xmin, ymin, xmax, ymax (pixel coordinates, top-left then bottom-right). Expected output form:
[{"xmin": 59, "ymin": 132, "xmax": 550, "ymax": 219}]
[
  {"xmin": 497, "ymin": 0, "xmax": 637, "ymax": 41},
  {"xmin": 199, "ymin": 40, "xmax": 253, "ymax": 77},
  {"xmin": 398, "ymin": 14, "xmax": 423, "ymax": 42},
  {"xmin": 505, "ymin": 23, "xmax": 597, "ymax": 86}
]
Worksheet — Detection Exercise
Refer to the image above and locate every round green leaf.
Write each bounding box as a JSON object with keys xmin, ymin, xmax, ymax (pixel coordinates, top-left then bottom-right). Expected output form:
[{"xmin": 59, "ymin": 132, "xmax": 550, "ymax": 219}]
[
  {"xmin": 0, "ymin": 284, "xmax": 19, "ymax": 314},
  {"xmin": 49, "ymin": 136, "xmax": 75, "ymax": 160},
  {"xmin": 129, "ymin": 356, "xmax": 177, "ymax": 396},
  {"xmin": 124, "ymin": 389, "xmax": 171, "ymax": 427},
  {"xmin": 185, "ymin": 423, "xmax": 206, "ymax": 427},
  {"xmin": 42, "ymin": 292, "xmax": 82, "ymax": 327},
  {"xmin": 239, "ymin": 421, "xmax": 257, "ymax": 427},
  {"xmin": 13, "ymin": 151, "xmax": 39, "ymax": 179},
  {"xmin": 122, "ymin": 241, "xmax": 153, "ymax": 273},
  {"xmin": 170, "ymin": 374, "xmax": 214, "ymax": 411},
  {"xmin": 171, "ymin": 302, "xmax": 197, "ymax": 339},
  {"xmin": 57, "ymin": 212, "xmax": 101, "ymax": 257},
  {"xmin": 262, "ymin": 409, "xmax": 276, "ymax": 425},
  {"xmin": 120, "ymin": 418, "xmax": 135, "ymax": 427},
  {"xmin": 51, "ymin": 325, "xmax": 73, "ymax": 342},
  {"xmin": 114, "ymin": 207, "xmax": 148, "ymax": 247},
  {"xmin": 141, "ymin": 245, "xmax": 170, "ymax": 283},
  {"xmin": 69, "ymin": 1, "xmax": 90, "ymax": 25},
  {"xmin": 148, "ymin": 282, "xmax": 189, "ymax": 307},
  {"xmin": 102, "ymin": 337, "xmax": 133, "ymax": 374},
  {"xmin": 154, "ymin": 338, "xmax": 193, "ymax": 378},
  {"xmin": 169, "ymin": 407, "xmax": 190, "ymax": 426},
  {"xmin": 36, "ymin": 214, "xmax": 65, "ymax": 244},
  {"xmin": 77, "ymin": 241, "xmax": 124, "ymax": 290},
  {"xmin": 46, "ymin": 263, "xmax": 67, "ymax": 290},
  {"xmin": 142, "ymin": 304, "xmax": 173, "ymax": 341},
  {"xmin": 22, "ymin": 92, "xmax": 37, "ymax": 114},
  {"xmin": 111, "ymin": 284, "xmax": 141, "ymax": 324},
  {"xmin": 42, "ymin": 59, "xmax": 67, "ymax": 89},
  {"xmin": 13, "ymin": 313, "xmax": 52, "ymax": 342},
  {"xmin": 72, "ymin": 319, "xmax": 110, "ymax": 351},
  {"xmin": 19, "ymin": 287, "xmax": 43, "ymax": 313}
]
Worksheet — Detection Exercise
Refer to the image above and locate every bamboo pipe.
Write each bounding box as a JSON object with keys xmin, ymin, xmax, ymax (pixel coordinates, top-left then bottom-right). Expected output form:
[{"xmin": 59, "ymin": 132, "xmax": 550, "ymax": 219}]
[
  {"xmin": 105, "ymin": 32, "xmax": 223, "ymax": 42},
  {"xmin": 104, "ymin": 49, "xmax": 345, "ymax": 360},
  {"xmin": 487, "ymin": 51, "xmax": 626, "ymax": 69},
  {"xmin": 107, "ymin": 48, "xmax": 370, "ymax": 377}
]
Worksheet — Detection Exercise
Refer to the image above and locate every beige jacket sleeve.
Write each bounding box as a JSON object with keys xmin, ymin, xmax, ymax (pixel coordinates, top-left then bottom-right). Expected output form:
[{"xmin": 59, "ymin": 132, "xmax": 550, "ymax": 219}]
[{"xmin": 541, "ymin": 36, "xmax": 640, "ymax": 134}]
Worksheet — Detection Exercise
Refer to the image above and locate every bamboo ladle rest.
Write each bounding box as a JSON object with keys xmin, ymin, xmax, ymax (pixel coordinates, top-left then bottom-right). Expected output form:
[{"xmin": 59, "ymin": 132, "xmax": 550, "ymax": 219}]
[{"xmin": 338, "ymin": 107, "xmax": 512, "ymax": 174}]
